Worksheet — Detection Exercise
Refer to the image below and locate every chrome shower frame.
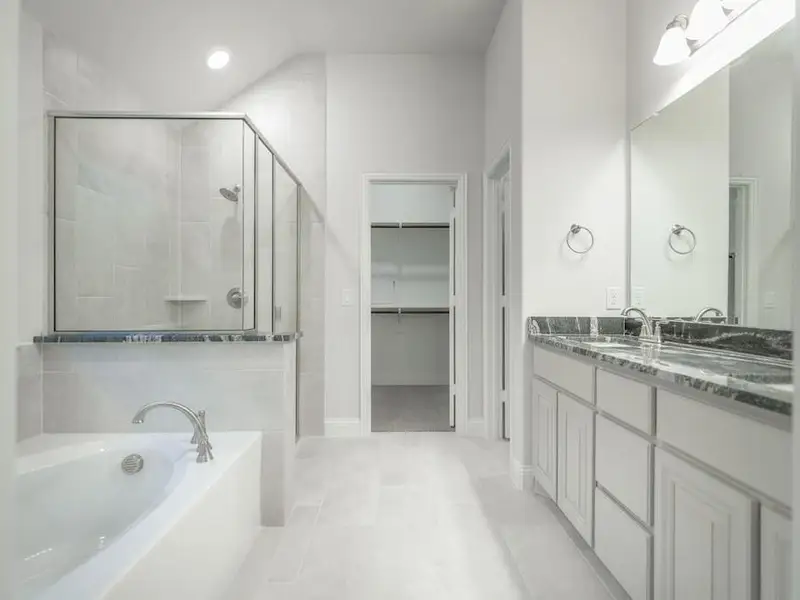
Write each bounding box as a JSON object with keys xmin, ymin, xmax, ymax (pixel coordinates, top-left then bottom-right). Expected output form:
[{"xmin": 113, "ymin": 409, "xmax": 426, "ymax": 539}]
[{"xmin": 46, "ymin": 111, "xmax": 303, "ymax": 336}]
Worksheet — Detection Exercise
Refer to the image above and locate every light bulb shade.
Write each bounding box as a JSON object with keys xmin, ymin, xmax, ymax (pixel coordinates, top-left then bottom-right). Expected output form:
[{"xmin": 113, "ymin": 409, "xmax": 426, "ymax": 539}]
[
  {"xmin": 686, "ymin": 0, "xmax": 728, "ymax": 40},
  {"xmin": 653, "ymin": 25, "xmax": 691, "ymax": 65},
  {"xmin": 721, "ymin": 0, "xmax": 756, "ymax": 10}
]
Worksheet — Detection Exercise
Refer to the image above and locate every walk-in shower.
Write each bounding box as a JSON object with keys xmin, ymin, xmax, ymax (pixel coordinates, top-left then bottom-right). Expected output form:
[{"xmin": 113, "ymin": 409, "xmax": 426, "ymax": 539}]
[{"xmin": 49, "ymin": 112, "xmax": 301, "ymax": 333}]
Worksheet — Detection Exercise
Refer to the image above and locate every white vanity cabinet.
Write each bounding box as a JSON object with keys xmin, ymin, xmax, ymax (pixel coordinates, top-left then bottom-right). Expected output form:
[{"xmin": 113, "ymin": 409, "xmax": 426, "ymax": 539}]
[
  {"xmin": 761, "ymin": 506, "xmax": 792, "ymax": 600},
  {"xmin": 530, "ymin": 343, "xmax": 792, "ymax": 600},
  {"xmin": 556, "ymin": 394, "xmax": 594, "ymax": 544},
  {"xmin": 532, "ymin": 378, "xmax": 558, "ymax": 500},
  {"xmin": 654, "ymin": 449, "xmax": 755, "ymax": 600}
]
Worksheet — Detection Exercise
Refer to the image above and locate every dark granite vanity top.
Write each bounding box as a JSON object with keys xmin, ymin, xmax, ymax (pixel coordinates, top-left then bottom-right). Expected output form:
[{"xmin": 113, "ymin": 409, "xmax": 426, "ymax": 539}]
[
  {"xmin": 527, "ymin": 317, "xmax": 792, "ymax": 417},
  {"xmin": 34, "ymin": 331, "xmax": 302, "ymax": 344}
]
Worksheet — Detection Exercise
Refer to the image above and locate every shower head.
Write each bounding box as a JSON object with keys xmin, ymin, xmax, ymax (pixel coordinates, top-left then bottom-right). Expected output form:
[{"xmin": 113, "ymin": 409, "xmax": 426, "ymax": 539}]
[{"xmin": 219, "ymin": 184, "xmax": 241, "ymax": 202}]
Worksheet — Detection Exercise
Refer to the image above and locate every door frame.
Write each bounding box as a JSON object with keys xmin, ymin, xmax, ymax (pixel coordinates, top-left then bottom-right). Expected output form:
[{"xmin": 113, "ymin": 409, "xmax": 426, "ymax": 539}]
[
  {"xmin": 483, "ymin": 147, "xmax": 512, "ymax": 441},
  {"xmin": 359, "ymin": 173, "xmax": 468, "ymax": 436},
  {"xmin": 729, "ymin": 177, "xmax": 758, "ymax": 325}
]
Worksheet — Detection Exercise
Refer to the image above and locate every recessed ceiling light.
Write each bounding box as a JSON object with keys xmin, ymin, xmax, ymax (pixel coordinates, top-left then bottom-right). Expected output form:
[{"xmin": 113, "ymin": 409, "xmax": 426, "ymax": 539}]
[{"xmin": 207, "ymin": 49, "xmax": 230, "ymax": 70}]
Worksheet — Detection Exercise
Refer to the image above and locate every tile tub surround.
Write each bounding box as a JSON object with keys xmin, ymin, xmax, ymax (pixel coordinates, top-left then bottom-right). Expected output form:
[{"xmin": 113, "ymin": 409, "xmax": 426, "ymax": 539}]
[
  {"xmin": 16, "ymin": 344, "xmax": 43, "ymax": 442},
  {"xmin": 34, "ymin": 331, "xmax": 302, "ymax": 344},
  {"xmin": 529, "ymin": 334, "xmax": 792, "ymax": 418},
  {"xmin": 41, "ymin": 341, "xmax": 297, "ymax": 525}
]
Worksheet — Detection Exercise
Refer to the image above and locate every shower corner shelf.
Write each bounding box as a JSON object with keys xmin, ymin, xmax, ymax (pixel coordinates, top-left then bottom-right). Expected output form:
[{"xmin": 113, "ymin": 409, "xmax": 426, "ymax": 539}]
[{"xmin": 164, "ymin": 296, "xmax": 209, "ymax": 303}]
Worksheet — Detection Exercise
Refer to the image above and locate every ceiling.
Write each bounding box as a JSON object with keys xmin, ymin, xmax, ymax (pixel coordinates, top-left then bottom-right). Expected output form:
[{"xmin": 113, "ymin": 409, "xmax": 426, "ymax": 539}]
[{"xmin": 24, "ymin": 0, "xmax": 506, "ymax": 111}]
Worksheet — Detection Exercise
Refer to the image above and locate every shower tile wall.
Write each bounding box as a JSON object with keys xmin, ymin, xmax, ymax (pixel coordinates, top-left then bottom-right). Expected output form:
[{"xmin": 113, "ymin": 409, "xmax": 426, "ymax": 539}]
[
  {"xmin": 54, "ymin": 118, "xmax": 181, "ymax": 330},
  {"xmin": 178, "ymin": 120, "xmax": 247, "ymax": 330},
  {"xmin": 16, "ymin": 345, "xmax": 42, "ymax": 442}
]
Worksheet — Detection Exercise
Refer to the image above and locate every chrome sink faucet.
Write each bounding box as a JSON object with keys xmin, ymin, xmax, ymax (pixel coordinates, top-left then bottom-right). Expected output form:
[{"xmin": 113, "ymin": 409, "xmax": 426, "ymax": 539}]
[
  {"xmin": 621, "ymin": 306, "xmax": 654, "ymax": 339},
  {"xmin": 694, "ymin": 307, "xmax": 724, "ymax": 321},
  {"xmin": 132, "ymin": 402, "xmax": 214, "ymax": 463}
]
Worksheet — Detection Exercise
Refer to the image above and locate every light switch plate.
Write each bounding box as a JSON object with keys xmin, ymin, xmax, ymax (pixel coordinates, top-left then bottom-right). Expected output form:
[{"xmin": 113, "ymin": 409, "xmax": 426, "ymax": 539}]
[
  {"xmin": 632, "ymin": 287, "xmax": 646, "ymax": 308},
  {"xmin": 341, "ymin": 288, "xmax": 355, "ymax": 307},
  {"xmin": 606, "ymin": 286, "xmax": 623, "ymax": 310}
]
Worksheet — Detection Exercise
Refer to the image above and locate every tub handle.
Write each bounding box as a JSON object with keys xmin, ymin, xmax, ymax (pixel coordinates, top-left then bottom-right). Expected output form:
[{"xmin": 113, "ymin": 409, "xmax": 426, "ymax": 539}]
[{"xmin": 191, "ymin": 410, "xmax": 208, "ymax": 444}]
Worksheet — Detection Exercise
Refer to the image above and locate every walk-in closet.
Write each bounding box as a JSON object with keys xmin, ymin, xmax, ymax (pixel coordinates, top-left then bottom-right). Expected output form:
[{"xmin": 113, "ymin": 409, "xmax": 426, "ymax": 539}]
[{"xmin": 369, "ymin": 182, "xmax": 456, "ymax": 432}]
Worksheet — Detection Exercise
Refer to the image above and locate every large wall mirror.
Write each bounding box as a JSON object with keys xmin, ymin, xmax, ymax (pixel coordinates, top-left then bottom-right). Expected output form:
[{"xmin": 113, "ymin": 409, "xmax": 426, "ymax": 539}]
[{"xmin": 630, "ymin": 22, "xmax": 793, "ymax": 329}]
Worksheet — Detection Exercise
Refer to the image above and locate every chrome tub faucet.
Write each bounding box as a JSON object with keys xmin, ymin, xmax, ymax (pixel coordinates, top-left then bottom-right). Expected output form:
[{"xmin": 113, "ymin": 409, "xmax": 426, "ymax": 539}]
[{"xmin": 132, "ymin": 402, "xmax": 214, "ymax": 463}]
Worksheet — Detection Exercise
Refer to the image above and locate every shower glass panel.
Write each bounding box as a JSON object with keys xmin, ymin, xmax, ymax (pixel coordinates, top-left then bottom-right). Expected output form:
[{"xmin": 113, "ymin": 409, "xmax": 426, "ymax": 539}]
[
  {"xmin": 50, "ymin": 113, "xmax": 298, "ymax": 334},
  {"xmin": 273, "ymin": 162, "xmax": 299, "ymax": 332}
]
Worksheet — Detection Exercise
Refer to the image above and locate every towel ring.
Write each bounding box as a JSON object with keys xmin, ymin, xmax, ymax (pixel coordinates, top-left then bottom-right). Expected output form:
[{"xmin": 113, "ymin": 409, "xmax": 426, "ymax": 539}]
[
  {"xmin": 566, "ymin": 224, "xmax": 595, "ymax": 254},
  {"xmin": 668, "ymin": 224, "xmax": 697, "ymax": 255}
]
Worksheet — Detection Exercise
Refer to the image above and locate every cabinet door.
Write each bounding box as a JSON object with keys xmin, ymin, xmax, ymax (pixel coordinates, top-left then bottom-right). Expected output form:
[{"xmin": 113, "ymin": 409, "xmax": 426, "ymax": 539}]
[
  {"xmin": 761, "ymin": 506, "xmax": 792, "ymax": 600},
  {"xmin": 532, "ymin": 378, "xmax": 558, "ymax": 500},
  {"xmin": 557, "ymin": 394, "xmax": 594, "ymax": 544},
  {"xmin": 654, "ymin": 449, "xmax": 755, "ymax": 600}
]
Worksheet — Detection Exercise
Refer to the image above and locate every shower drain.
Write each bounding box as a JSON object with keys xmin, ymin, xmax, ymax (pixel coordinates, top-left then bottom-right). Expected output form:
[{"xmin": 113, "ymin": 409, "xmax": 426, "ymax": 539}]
[{"xmin": 121, "ymin": 454, "xmax": 144, "ymax": 475}]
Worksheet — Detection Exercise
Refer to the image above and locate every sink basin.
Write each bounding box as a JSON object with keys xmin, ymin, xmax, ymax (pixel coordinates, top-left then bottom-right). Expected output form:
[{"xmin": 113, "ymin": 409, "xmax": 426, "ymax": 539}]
[{"xmin": 583, "ymin": 342, "xmax": 630, "ymax": 349}]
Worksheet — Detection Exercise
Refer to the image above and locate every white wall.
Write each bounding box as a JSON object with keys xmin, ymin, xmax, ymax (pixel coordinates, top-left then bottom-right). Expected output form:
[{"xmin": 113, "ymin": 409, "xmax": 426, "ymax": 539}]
[
  {"xmin": 325, "ymin": 54, "xmax": 484, "ymax": 429},
  {"xmin": 627, "ymin": 0, "xmax": 795, "ymax": 128},
  {"xmin": 521, "ymin": 0, "xmax": 628, "ymax": 317},
  {"xmin": 222, "ymin": 55, "xmax": 327, "ymax": 436},
  {"xmin": 0, "ymin": 0, "xmax": 19, "ymax": 596},
  {"xmin": 631, "ymin": 71, "xmax": 730, "ymax": 317},
  {"xmin": 484, "ymin": 0, "xmax": 524, "ymax": 465},
  {"xmin": 730, "ymin": 51, "xmax": 793, "ymax": 328}
]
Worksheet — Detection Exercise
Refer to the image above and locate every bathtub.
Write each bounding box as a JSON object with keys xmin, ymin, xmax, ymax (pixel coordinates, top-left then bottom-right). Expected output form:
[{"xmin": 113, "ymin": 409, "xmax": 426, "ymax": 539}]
[{"xmin": 16, "ymin": 432, "xmax": 262, "ymax": 600}]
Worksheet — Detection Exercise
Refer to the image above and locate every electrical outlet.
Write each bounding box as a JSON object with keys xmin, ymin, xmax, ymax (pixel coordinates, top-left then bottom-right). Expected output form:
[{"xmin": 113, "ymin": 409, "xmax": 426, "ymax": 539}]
[
  {"xmin": 606, "ymin": 286, "xmax": 623, "ymax": 310},
  {"xmin": 632, "ymin": 287, "xmax": 646, "ymax": 308}
]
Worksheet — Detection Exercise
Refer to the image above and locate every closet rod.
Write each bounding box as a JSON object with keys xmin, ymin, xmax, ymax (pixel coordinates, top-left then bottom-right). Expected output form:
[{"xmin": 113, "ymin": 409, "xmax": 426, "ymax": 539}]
[
  {"xmin": 371, "ymin": 222, "xmax": 449, "ymax": 229},
  {"xmin": 371, "ymin": 307, "xmax": 450, "ymax": 315}
]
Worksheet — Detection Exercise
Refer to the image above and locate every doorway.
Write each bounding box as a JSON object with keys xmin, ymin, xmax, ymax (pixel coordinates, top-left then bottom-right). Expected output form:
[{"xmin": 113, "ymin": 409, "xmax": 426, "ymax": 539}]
[
  {"xmin": 485, "ymin": 152, "xmax": 511, "ymax": 441},
  {"xmin": 728, "ymin": 178, "xmax": 757, "ymax": 325},
  {"xmin": 360, "ymin": 175, "xmax": 467, "ymax": 434}
]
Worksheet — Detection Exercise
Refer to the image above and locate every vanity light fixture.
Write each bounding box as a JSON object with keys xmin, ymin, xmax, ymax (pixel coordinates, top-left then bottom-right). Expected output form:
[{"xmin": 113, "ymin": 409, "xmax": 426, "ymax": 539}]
[
  {"xmin": 686, "ymin": 0, "xmax": 728, "ymax": 40},
  {"xmin": 653, "ymin": 16, "xmax": 691, "ymax": 66},
  {"xmin": 206, "ymin": 48, "xmax": 230, "ymax": 70}
]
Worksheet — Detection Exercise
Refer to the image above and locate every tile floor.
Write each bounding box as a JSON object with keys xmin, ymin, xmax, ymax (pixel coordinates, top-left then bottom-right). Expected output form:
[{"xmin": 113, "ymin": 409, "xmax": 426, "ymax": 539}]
[
  {"xmin": 225, "ymin": 433, "xmax": 618, "ymax": 600},
  {"xmin": 371, "ymin": 386, "xmax": 452, "ymax": 432}
]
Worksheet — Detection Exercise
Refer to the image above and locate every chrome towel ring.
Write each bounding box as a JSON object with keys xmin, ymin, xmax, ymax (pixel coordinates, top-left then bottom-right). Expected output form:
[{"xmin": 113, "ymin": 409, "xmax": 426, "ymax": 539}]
[
  {"xmin": 668, "ymin": 224, "xmax": 697, "ymax": 255},
  {"xmin": 566, "ymin": 224, "xmax": 595, "ymax": 254}
]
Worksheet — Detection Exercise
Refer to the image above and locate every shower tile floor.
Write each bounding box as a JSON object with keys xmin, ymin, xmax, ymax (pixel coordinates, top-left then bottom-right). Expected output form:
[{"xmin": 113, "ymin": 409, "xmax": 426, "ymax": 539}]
[
  {"xmin": 371, "ymin": 385, "xmax": 452, "ymax": 432},
  {"xmin": 225, "ymin": 434, "xmax": 618, "ymax": 600}
]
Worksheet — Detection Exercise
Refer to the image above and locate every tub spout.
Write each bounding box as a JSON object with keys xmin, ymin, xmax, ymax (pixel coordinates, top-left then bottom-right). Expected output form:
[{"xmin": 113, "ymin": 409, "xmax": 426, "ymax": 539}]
[{"xmin": 132, "ymin": 402, "xmax": 214, "ymax": 463}]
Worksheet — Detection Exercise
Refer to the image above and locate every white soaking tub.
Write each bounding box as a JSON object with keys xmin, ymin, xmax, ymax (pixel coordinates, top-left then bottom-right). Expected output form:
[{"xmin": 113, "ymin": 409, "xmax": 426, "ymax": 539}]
[{"xmin": 16, "ymin": 432, "xmax": 262, "ymax": 600}]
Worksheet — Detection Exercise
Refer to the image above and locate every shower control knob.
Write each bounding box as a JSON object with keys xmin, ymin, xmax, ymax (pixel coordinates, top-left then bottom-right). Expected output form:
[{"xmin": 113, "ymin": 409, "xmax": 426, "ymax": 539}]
[{"xmin": 226, "ymin": 287, "xmax": 247, "ymax": 309}]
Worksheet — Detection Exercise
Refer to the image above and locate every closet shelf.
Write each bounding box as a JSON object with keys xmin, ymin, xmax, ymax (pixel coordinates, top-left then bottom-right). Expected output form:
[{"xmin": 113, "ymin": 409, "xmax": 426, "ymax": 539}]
[
  {"xmin": 371, "ymin": 222, "xmax": 449, "ymax": 229},
  {"xmin": 371, "ymin": 307, "xmax": 450, "ymax": 315}
]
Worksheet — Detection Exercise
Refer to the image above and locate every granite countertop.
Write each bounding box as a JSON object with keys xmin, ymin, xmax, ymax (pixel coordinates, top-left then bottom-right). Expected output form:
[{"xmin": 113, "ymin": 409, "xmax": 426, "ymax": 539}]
[
  {"xmin": 530, "ymin": 333, "xmax": 792, "ymax": 417},
  {"xmin": 33, "ymin": 331, "xmax": 302, "ymax": 344}
]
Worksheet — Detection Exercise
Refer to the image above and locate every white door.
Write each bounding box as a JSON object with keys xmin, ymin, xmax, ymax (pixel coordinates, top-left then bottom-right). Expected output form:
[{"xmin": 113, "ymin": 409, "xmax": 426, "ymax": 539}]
[
  {"xmin": 654, "ymin": 449, "xmax": 755, "ymax": 600},
  {"xmin": 448, "ymin": 187, "xmax": 456, "ymax": 428},
  {"xmin": 557, "ymin": 394, "xmax": 595, "ymax": 544},
  {"xmin": 498, "ymin": 175, "xmax": 511, "ymax": 439},
  {"xmin": 532, "ymin": 379, "xmax": 558, "ymax": 500},
  {"xmin": 761, "ymin": 506, "xmax": 792, "ymax": 600}
]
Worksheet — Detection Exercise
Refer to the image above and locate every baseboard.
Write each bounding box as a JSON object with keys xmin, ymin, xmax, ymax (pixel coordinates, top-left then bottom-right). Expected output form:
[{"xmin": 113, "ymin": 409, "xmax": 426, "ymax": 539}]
[
  {"xmin": 510, "ymin": 457, "xmax": 535, "ymax": 491},
  {"xmin": 324, "ymin": 418, "xmax": 362, "ymax": 438},
  {"xmin": 466, "ymin": 418, "xmax": 486, "ymax": 438}
]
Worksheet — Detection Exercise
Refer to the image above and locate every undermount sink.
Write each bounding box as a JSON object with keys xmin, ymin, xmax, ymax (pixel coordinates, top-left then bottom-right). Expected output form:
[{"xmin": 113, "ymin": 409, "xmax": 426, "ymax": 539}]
[{"xmin": 582, "ymin": 341, "xmax": 630, "ymax": 349}]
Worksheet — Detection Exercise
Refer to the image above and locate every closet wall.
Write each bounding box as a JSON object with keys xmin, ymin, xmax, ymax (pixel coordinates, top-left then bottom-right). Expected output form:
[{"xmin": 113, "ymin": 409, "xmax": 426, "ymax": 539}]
[{"xmin": 371, "ymin": 183, "xmax": 451, "ymax": 387}]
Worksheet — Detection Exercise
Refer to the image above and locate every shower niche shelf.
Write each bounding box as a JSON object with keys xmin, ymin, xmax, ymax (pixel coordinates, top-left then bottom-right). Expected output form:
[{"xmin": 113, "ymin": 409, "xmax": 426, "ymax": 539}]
[{"xmin": 164, "ymin": 296, "xmax": 209, "ymax": 303}]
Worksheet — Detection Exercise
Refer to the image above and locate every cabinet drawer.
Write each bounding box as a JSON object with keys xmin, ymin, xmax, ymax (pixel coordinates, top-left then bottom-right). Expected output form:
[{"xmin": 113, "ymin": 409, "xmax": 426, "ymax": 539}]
[
  {"xmin": 657, "ymin": 390, "xmax": 791, "ymax": 506},
  {"xmin": 595, "ymin": 488, "xmax": 651, "ymax": 600},
  {"xmin": 533, "ymin": 347, "xmax": 593, "ymax": 402},
  {"xmin": 596, "ymin": 369, "xmax": 653, "ymax": 433},
  {"xmin": 596, "ymin": 416, "xmax": 651, "ymax": 524}
]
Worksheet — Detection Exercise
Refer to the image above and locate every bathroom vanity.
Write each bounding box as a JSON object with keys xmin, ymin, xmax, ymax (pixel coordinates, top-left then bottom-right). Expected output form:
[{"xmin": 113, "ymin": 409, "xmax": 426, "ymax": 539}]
[{"xmin": 528, "ymin": 318, "xmax": 792, "ymax": 600}]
